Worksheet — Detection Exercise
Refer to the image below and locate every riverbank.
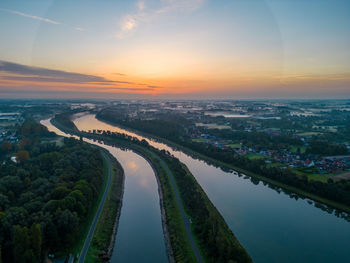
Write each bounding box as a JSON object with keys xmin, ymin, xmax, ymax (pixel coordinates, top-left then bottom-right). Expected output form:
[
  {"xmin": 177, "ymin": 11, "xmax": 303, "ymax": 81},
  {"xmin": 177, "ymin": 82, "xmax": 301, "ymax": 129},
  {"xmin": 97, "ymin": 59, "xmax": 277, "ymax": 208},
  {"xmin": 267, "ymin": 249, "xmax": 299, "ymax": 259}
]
[
  {"xmin": 142, "ymin": 153, "xmax": 176, "ymax": 263},
  {"xmin": 85, "ymin": 151, "xmax": 125, "ymax": 263},
  {"xmin": 95, "ymin": 115, "xmax": 350, "ymax": 214},
  {"xmin": 135, "ymin": 147, "xmax": 199, "ymax": 262},
  {"xmin": 52, "ymin": 113, "xmax": 252, "ymax": 262}
]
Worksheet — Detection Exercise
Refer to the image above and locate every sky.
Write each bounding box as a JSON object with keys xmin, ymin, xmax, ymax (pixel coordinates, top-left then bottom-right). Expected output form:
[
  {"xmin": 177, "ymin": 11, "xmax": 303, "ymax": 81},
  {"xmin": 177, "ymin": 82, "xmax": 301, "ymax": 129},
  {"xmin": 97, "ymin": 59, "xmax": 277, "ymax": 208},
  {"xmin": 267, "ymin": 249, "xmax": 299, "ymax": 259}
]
[{"xmin": 0, "ymin": 0, "xmax": 349, "ymax": 99}]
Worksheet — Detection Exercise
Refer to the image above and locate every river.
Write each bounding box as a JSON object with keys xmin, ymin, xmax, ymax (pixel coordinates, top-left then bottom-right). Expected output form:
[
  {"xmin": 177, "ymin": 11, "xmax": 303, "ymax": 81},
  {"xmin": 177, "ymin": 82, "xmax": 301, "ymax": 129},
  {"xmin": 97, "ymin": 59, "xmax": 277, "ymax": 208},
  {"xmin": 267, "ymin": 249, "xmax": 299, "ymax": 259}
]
[
  {"xmin": 72, "ymin": 114, "xmax": 350, "ymax": 263},
  {"xmin": 40, "ymin": 119, "xmax": 168, "ymax": 262}
]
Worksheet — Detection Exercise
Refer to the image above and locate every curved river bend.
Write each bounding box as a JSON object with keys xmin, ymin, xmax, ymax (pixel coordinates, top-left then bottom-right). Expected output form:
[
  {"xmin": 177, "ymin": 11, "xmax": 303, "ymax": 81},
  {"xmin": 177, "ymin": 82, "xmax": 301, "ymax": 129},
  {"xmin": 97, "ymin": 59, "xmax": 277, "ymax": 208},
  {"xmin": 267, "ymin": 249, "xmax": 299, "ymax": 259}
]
[
  {"xmin": 41, "ymin": 119, "xmax": 168, "ymax": 263},
  {"xmin": 73, "ymin": 114, "xmax": 350, "ymax": 263}
]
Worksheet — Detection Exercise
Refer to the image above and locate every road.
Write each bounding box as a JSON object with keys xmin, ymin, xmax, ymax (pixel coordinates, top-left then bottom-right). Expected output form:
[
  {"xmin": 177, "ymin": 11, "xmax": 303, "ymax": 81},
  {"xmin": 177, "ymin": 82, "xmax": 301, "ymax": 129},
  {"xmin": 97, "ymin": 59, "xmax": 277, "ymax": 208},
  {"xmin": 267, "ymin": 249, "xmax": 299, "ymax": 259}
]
[
  {"xmin": 148, "ymin": 150, "xmax": 204, "ymax": 263},
  {"xmin": 78, "ymin": 151, "xmax": 113, "ymax": 263}
]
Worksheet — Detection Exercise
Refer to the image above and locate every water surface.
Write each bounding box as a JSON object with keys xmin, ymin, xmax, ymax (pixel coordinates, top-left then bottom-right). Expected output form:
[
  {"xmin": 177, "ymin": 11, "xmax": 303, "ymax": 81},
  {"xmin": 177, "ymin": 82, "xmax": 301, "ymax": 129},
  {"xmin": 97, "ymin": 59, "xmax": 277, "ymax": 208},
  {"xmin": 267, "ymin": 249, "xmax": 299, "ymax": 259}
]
[{"xmin": 73, "ymin": 114, "xmax": 350, "ymax": 263}]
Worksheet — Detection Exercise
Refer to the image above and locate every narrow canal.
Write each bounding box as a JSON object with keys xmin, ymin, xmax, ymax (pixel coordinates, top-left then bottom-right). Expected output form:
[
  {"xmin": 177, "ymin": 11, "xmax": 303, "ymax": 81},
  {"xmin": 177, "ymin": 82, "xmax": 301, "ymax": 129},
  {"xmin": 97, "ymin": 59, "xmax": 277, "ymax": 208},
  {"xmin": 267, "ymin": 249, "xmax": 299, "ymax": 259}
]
[{"xmin": 41, "ymin": 118, "xmax": 168, "ymax": 262}]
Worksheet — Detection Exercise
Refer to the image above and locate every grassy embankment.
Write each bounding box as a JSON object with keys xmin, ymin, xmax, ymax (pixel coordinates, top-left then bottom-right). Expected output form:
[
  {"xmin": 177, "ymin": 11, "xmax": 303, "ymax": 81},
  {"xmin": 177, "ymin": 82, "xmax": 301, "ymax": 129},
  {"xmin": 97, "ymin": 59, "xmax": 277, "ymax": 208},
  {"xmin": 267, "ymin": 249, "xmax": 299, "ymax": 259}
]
[
  {"xmin": 95, "ymin": 116, "xmax": 350, "ymax": 214},
  {"xmin": 53, "ymin": 113, "xmax": 252, "ymax": 263},
  {"xmin": 85, "ymin": 153, "xmax": 124, "ymax": 263},
  {"xmin": 140, "ymin": 148, "xmax": 197, "ymax": 262}
]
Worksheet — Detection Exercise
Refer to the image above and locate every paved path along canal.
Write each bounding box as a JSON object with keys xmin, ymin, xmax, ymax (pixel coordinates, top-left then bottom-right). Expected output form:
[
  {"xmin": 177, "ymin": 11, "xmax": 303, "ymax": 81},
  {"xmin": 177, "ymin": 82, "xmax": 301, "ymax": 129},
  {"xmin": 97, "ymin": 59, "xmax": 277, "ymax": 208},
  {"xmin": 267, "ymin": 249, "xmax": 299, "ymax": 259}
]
[
  {"xmin": 78, "ymin": 151, "xmax": 113, "ymax": 263},
  {"xmin": 147, "ymin": 150, "xmax": 204, "ymax": 263}
]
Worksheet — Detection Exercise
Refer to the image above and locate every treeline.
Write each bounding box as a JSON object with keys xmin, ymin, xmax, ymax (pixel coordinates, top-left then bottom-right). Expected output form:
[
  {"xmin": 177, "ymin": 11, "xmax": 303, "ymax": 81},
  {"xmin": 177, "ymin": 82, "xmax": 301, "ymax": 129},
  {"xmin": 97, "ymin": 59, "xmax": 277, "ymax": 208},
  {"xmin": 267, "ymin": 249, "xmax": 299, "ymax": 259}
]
[
  {"xmin": 97, "ymin": 109, "xmax": 186, "ymax": 141},
  {"xmin": 97, "ymin": 115, "xmax": 350, "ymax": 212},
  {"xmin": 201, "ymin": 129, "xmax": 303, "ymax": 150},
  {"xmin": 305, "ymin": 140, "xmax": 348, "ymax": 156},
  {"xmin": 158, "ymin": 150, "xmax": 252, "ymax": 263},
  {"xmin": 182, "ymin": 140, "xmax": 350, "ymax": 207},
  {"xmin": 53, "ymin": 112, "xmax": 78, "ymax": 131},
  {"xmin": 0, "ymin": 122, "xmax": 104, "ymax": 262},
  {"xmin": 0, "ymin": 118, "xmax": 54, "ymax": 160},
  {"xmin": 98, "ymin": 109, "xmax": 304, "ymax": 151}
]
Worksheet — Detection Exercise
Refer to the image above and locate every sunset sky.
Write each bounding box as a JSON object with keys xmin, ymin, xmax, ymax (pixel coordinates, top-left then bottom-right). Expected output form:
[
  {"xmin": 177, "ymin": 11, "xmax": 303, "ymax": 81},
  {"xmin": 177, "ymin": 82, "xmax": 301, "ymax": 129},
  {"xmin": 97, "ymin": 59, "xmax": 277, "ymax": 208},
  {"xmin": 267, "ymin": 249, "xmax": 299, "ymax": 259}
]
[{"xmin": 0, "ymin": 0, "xmax": 349, "ymax": 99}]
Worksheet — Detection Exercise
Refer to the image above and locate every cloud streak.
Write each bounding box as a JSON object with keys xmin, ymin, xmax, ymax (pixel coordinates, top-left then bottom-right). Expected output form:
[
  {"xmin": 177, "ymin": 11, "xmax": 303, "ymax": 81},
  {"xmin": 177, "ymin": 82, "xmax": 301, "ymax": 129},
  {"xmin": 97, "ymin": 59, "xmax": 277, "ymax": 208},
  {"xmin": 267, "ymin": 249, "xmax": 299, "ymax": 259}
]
[
  {"xmin": 0, "ymin": 8, "xmax": 85, "ymax": 31},
  {"xmin": 0, "ymin": 8, "xmax": 61, "ymax": 25}
]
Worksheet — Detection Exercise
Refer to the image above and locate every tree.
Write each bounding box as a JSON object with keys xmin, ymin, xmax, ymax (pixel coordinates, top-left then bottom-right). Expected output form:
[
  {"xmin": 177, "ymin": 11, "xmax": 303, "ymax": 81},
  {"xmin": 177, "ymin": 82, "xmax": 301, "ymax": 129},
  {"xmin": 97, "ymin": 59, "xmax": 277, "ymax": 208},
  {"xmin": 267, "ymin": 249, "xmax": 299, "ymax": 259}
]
[
  {"xmin": 30, "ymin": 224, "xmax": 42, "ymax": 262},
  {"xmin": 0, "ymin": 142, "xmax": 12, "ymax": 153},
  {"xmin": 13, "ymin": 226, "xmax": 29, "ymax": 263},
  {"xmin": 16, "ymin": 150, "xmax": 30, "ymax": 163}
]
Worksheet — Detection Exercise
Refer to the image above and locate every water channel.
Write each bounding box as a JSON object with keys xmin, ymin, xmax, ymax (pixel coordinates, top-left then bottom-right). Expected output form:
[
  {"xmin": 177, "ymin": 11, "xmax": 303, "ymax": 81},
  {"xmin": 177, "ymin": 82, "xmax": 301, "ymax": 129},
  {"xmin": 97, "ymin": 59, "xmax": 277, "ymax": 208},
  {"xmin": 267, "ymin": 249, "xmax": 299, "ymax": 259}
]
[
  {"xmin": 40, "ymin": 118, "xmax": 168, "ymax": 263},
  {"xmin": 72, "ymin": 114, "xmax": 350, "ymax": 263}
]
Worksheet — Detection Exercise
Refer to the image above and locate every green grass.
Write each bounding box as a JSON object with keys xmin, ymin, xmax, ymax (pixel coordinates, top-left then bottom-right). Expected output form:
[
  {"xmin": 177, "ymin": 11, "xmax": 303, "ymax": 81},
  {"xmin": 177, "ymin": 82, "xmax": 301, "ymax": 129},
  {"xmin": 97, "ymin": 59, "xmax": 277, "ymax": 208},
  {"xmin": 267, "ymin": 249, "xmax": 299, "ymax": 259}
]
[
  {"xmin": 195, "ymin": 123, "xmax": 231, "ymax": 130},
  {"xmin": 296, "ymin": 132, "xmax": 321, "ymax": 137},
  {"xmin": 306, "ymin": 174, "xmax": 334, "ymax": 183},
  {"xmin": 293, "ymin": 168, "xmax": 334, "ymax": 183},
  {"xmin": 140, "ymin": 149, "xmax": 197, "ymax": 262},
  {"xmin": 266, "ymin": 162, "xmax": 284, "ymax": 168},
  {"xmin": 290, "ymin": 146, "xmax": 306, "ymax": 154},
  {"xmin": 227, "ymin": 143, "xmax": 241, "ymax": 149},
  {"xmin": 192, "ymin": 138, "xmax": 206, "ymax": 143},
  {"xmin": 40, "ymin": 137, "xmax": 64, "ymax": 146},
  {"xmin": 245, "ymin": 153, "xmax": 265, "ymax": 160},
  {"xmin": 85, "ymin": 152, "xmax": 124, "ymax": 263}
]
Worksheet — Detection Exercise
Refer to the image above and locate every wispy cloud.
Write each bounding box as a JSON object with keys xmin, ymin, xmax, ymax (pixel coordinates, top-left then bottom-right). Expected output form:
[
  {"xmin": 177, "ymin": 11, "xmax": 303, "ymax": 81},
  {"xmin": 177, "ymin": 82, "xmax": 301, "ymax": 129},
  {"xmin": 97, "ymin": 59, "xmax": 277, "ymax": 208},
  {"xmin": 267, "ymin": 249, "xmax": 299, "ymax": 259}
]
[
  {"xmin": 137, "ymin": 0, "xmax": 146, "ymax": 11},
  {"xmin": 0, "ymin": 8, "xmax": 61, "ymax": 25},
  {"xmin": 0, "ymin": 8, "xmax": 86, "ymax": 31},
  {"xmin": 117, "ymin": 0, "xmax": 205, "ymax": 38},
  {"xmin": 121, "ymin": 15, "xmax": 137, "ymax": 32},
  {"xmin": 74, "ymin": 27, "xmax": 86, "ymax": 32}
]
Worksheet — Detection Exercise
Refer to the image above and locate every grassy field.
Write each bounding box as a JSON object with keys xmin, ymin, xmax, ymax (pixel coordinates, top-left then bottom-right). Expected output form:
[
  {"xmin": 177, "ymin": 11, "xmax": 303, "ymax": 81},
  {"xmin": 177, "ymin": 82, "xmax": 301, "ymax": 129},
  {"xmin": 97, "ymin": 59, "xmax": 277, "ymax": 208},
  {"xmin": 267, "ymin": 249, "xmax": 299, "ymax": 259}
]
[
  {"xmin": 40, "ymin": 137, "xmax": 64, "ymax": 146},
  {"xmin": 266, "ymin": 162, "xmax": 284, "ymax": 168},
  {"xmin": 192, "ymin": 138, "xmax": 207, "ymax": 143},
  {"xmin": 195, "ymin": 123, "xmax": 231, "ymax": 130},
  {"xmin": 227, "ymin": 143, "xmax": 242, "ymax": 149},
  {"xmin": 290, "ymin": 146, "xmax": 306, "ymax": 154},
  {"xmin": 293, "ymin": 168, "xmax": 335, "ymax": 183},
  {"xmin": 245, "ymin": 153, "xmax": 265, "ymax": 160},
  {"xmin": 296, "ymin": 132, "xmax": 321, "ymax": 137}
]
